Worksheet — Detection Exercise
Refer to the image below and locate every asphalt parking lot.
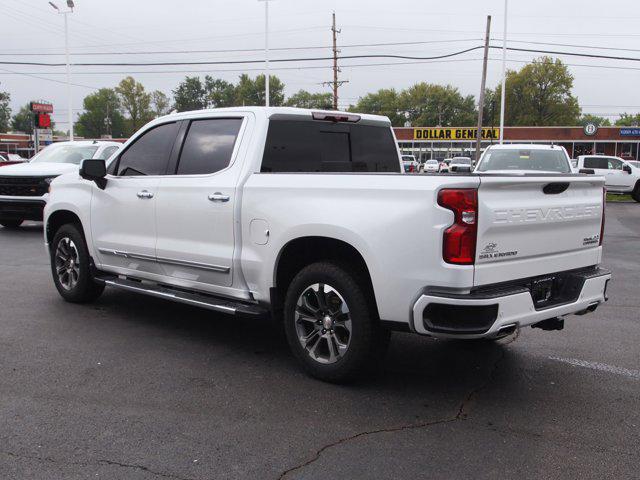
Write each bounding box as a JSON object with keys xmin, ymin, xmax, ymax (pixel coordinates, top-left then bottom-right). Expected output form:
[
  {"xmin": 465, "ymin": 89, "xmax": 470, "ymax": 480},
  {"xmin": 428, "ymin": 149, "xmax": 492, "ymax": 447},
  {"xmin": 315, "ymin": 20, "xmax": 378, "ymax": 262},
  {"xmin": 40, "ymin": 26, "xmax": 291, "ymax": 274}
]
[{"xmin": 0, "ymin": 203, "xmax": 638, "ymax": 480}]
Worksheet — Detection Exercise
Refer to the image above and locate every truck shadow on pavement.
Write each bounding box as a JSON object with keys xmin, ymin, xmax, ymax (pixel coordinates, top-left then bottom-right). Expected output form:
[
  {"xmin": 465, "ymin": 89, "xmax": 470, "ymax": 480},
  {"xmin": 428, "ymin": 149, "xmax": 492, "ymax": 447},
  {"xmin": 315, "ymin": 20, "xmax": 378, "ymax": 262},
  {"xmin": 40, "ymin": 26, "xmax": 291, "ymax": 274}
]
[{"xmin": 91, "ymin": 286, "xmax": 514, "ymax": 393}]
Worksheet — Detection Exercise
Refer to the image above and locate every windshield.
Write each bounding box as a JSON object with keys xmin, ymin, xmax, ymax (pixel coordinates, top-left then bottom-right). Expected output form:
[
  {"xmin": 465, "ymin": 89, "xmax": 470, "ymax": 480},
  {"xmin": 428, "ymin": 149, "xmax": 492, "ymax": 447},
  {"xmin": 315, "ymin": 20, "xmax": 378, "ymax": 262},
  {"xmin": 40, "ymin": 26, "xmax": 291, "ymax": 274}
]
[
  {"xmin": 426, "ymin": 160, "xmax": 438, "ymax": 165},
  {"xmin": 30, "ymin": 144, "xmax": 98, "ymax": 165},
  {"xmin": 452, "ymin": 158, "xmax": 471, "ymax": 165},
  {"xmin": 628, "ymin": 161, "xmax": 640, "ymax": 168},
  {"xmin": 477, "ymin": 149, "xmax": 571, "ymax": 173}
]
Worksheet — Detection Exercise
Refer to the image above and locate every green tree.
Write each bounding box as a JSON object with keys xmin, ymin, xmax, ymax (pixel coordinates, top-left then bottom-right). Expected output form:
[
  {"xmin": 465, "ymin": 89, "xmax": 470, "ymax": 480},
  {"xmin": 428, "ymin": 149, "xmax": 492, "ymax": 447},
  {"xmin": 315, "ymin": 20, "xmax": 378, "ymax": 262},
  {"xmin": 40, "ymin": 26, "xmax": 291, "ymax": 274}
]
[
  {"xmin": 350, "ymin": 88, "xmax": 405, "ymax": 126},
  {"xmin": 173, "ymin": 76, "xmax": 206, "ymax": 112},
  {"xmin": 173, "ymin": 76, "xmax": 237, "ymax": 112},
  {"xmin": 400, "ymin": 83, "xmax": 477, "ymax": 127},
  {"xmin": 75, "ymin": 88, "xmax": 126, "ymax": 138},
  {"xmin": 235, "ymin": 74, "xmax": 285, "ymax": 106},
  {"xmin": 203, "ymin": 77, "xmax": 236, "ymax": 108},
  {"xmin": 0, "ymin": 88, "xmax": 10, "ymax": 133},
  {"xmin": 496, "ymin": 57, "xmax": 580, "ymax": 126},
  {"xmin": 151, "ymin": 90, "xmax": 171, "ymax": 117},
  {"xmin": 579, "ymin": 114, "xmax": 611, "ymax": 127},
  {"xmin": 285, "ymin": 90, "xmax": 333, "ymax": 109},
  {"xmin": 614, "ymin": 113, "xmax": 640, "ymax": 126},
  {"xmin": 115, "ymin": 76, "xmax": 153, "ymax": 134},
  {"xmin": 11, "ymin": 104, "xmax": 34, "ymax": 134}
]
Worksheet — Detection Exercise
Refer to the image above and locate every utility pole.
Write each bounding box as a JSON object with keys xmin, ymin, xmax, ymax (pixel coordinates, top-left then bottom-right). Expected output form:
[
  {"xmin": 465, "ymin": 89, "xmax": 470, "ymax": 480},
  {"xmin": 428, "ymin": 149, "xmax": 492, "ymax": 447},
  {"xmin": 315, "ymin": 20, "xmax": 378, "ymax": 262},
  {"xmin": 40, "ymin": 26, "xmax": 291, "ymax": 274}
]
[
  {"xmin": 322, "ymin": 12, "xmax": 348, "ymax": 110},
  {"xmin": 474, "ymin": 15, "xmax": 491, "ymax": 163}
]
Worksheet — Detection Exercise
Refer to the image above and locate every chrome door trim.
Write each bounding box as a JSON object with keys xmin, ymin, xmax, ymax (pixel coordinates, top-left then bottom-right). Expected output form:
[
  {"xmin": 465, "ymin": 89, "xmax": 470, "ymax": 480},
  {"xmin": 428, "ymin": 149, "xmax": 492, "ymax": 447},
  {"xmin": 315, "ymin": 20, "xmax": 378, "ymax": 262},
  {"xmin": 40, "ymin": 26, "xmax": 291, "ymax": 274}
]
[
  {"xmin": 157, "ymin": 256, "xmax": 231, "ymax": 273},
  {"xmin": 98, "ymin": 248, "xmax": 156, "ymax": 262},
  {"xmin": 98, "ymin": 248, "xmax": 230, "ymax": 274}
]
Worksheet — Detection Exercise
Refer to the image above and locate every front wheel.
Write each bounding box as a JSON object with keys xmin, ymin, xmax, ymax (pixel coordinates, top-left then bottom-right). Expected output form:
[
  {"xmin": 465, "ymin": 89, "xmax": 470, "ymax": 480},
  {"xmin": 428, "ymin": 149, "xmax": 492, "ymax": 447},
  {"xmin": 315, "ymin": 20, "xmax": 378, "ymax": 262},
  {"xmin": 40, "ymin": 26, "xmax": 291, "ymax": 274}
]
[
  {"xmin": 632, "ymin": 182, "xmax": 640, "ymax": 202},
  {"xmin": 50, "ymin": 224, "xmax": 105, "ymax": 303},
  {"xmin": 0, "ymin": 218, "xmax": 23, "ymax": 229},
  {"xmin": 283, "ymin": 262, "xmax": 389, "ymax": 383}
]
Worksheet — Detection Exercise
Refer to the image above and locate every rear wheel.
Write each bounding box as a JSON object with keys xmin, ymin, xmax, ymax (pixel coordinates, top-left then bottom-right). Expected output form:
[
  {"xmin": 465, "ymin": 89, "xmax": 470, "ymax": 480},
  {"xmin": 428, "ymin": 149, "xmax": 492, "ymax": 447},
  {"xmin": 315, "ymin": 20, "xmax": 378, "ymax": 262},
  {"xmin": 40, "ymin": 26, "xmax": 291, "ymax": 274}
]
[
  {"xmin": 283, "ymin": 262, "xmax": 389, "ymax": 383},
  {"xmin": 50, "ymin": 224, "xmax": 104, "ymax": 303},
  {"xmin": 0, "ymin": 218, "xmax": 24, "ymax": 229}
]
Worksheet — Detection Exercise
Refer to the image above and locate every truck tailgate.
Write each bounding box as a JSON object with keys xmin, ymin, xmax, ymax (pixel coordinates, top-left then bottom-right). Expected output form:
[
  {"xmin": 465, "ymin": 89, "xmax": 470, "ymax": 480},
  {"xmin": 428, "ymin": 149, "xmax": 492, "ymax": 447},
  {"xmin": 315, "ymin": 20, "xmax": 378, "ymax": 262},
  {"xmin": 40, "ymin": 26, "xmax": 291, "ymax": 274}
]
[{"xmin": 474, "ymin": 175, "xmax": 604, "ymax": 286}]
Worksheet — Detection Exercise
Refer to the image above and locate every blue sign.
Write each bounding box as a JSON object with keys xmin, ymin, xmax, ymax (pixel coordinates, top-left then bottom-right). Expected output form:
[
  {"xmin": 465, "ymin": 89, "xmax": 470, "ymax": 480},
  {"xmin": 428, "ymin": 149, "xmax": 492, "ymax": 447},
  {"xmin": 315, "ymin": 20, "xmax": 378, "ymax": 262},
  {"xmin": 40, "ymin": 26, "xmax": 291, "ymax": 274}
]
[{"xmin": 620, "ymin": 128, "xmax": 640, "ymax": 136}]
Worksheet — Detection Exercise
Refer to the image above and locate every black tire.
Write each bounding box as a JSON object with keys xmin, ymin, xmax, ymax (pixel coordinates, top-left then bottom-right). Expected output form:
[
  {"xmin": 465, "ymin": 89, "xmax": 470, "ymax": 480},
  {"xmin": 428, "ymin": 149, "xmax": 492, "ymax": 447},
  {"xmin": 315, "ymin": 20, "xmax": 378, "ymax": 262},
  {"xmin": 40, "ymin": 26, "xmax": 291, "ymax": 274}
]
[
  {"xmin": 50, "ymin": 223, "xmax": 104, "ymax": 303},
  {"xmin": 632, "ymin": 182, "xmax": 640, "ymax": 203},
  {"xmin": 0, "ymin": 218, "xmax": 23, "ymax": 228},
  {"xmin": 283, "ymin": 262, "xmax": 390, "ymax": 383}
]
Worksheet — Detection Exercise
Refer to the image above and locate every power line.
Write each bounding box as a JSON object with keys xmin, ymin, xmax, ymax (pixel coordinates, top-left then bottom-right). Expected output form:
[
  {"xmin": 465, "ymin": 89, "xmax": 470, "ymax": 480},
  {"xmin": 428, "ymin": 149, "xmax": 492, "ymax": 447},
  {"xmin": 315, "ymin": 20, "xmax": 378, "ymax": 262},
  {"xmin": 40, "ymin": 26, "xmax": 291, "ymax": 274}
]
[
  {"xmin": 4, "ymin": 43, "xmax": 640, "ymax": 68},
  {"xmin": 0, "ymin": 38, "xmax": 483, "ymax": 57}
]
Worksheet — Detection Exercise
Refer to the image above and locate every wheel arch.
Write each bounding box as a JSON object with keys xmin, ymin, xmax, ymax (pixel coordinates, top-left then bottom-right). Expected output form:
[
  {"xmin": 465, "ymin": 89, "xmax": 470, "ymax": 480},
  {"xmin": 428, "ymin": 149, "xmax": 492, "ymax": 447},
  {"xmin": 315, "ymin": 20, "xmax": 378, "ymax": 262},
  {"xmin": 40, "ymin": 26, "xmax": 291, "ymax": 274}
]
[
  {"xmin": 46, "ymin": 209, "xmax": 86, "ymax": 247},
  {"xmin": 272, "ymin": 236, "xmax": 379, "ymax": 319}
]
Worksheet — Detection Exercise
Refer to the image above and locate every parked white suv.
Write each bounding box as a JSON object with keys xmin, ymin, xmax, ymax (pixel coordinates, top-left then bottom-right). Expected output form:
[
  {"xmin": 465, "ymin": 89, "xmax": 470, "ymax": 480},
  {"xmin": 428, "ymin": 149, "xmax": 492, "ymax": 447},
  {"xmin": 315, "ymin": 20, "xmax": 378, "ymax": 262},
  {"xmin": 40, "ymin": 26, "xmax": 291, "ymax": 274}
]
[
  {"xmin": 44, "ymin": 107, "xmax": 610, "ymax": 382},
  {"xmin": 0, "ymin": 141, "xmax": 121, "ymax": 228},
  {"xmin": 576, "ymin": 155, "xmax": 640, "ymax": 202}
]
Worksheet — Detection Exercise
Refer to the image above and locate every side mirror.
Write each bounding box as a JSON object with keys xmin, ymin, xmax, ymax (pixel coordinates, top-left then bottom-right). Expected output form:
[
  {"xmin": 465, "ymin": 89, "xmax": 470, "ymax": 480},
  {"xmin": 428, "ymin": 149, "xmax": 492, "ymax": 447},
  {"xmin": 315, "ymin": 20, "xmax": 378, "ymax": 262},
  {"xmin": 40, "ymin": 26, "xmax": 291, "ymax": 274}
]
[
  {"xmin": 79, "ymin": 158, "xmax": 107, "ymax": 189},
  {"xmin": 623, "ymin": 164, "xmax": 632, "ymax": 174},
  {"xmin": 579, "ymin": 168, "xmax": 595, "ymax": 175}
]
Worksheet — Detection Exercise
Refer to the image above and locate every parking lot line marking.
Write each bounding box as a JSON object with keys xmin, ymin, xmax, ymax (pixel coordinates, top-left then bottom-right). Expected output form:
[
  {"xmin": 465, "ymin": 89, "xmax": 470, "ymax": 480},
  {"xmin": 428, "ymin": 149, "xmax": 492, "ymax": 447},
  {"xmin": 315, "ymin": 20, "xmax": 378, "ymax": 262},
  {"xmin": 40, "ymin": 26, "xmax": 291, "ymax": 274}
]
[{"xmin": 549, "ymin": 356, "xmax": 640, "ymax": 381}]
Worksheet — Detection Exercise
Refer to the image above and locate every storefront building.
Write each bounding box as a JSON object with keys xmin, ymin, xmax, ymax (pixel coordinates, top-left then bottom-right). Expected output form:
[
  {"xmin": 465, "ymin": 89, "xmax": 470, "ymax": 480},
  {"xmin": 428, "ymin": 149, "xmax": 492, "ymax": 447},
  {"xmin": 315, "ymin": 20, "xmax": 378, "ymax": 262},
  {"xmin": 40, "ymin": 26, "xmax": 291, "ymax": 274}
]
[{"xmin": 393, "ymin": 125, "xmax": 640, "ymax": 161}]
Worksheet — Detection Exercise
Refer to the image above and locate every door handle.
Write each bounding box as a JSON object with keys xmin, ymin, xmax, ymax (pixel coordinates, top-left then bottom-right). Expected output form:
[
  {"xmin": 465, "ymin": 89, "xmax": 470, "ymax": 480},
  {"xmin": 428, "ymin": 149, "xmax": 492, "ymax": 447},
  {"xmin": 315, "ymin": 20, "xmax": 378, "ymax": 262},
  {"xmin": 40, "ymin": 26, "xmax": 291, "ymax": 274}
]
[
  {"xmin": 208, "ymin": 192, "xmax": 230, "ymax": 202},
  {"xmin": 137, "ymin": 190, "xmax": 154, "ymax": 199}
]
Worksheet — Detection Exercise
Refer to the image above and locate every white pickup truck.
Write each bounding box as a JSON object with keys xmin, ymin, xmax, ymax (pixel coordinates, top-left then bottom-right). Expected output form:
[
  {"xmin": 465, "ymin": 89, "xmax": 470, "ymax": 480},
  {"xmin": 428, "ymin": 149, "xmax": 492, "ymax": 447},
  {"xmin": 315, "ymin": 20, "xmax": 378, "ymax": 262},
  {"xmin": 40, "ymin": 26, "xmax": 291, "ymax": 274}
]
[
  {"xmin": 44, "ymin": 107, "xmax": 611, "ymax": 382},
  {"xmin": 575, "ymin": 155, "xmax": 640, "ymax": 202}
]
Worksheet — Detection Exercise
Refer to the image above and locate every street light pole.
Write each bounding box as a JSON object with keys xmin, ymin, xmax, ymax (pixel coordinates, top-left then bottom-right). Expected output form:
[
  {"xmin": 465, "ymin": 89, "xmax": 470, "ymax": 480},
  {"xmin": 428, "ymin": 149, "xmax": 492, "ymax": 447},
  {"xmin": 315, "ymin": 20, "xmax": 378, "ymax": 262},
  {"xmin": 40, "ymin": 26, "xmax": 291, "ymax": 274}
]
[
  {"xmin": 499, "ymin": 0, "xmax": 508, "ymax": 144},
  {"xmin": 258, "ymin": 0, "xmax": 271, "ymax": 107},
  {"xmin": 50, "ymin": 1, "xmax": 75, "ymax": 140},
  {"xmin": 64, "ymin": 10, "xmax": 72, "ymax": 140}
]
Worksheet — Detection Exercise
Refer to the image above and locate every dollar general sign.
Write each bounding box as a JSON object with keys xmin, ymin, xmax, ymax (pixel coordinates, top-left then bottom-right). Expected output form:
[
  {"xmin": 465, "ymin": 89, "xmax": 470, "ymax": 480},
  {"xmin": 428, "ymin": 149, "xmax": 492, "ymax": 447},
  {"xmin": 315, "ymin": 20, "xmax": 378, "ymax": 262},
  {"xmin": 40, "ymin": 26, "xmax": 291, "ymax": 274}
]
[{"xmin": 413, "ymin": 128, "xmax": 500, "ymax": 140}]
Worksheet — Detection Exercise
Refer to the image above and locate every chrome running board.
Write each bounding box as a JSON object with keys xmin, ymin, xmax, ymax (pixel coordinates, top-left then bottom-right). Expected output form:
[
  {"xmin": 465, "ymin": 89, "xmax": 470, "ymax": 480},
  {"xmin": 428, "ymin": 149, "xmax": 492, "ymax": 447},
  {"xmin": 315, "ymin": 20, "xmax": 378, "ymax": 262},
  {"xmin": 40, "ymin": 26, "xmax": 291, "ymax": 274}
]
[{"xmin": 99, "ymin": 276, "xmax": 268, "ymax": 317}]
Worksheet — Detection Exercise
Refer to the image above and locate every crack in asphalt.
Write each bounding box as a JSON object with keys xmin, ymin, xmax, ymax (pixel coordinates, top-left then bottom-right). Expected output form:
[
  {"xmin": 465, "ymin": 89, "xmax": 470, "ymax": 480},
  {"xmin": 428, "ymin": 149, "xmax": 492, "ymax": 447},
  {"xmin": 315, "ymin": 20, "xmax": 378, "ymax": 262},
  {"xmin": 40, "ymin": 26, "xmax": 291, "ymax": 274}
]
[
  {"xmin": 2, "ymin": 450, "xmax": 199, "ymax": 480},
  {"xmin": 277, "ymin": 345, "xmax": 509, "ymax": 480}
]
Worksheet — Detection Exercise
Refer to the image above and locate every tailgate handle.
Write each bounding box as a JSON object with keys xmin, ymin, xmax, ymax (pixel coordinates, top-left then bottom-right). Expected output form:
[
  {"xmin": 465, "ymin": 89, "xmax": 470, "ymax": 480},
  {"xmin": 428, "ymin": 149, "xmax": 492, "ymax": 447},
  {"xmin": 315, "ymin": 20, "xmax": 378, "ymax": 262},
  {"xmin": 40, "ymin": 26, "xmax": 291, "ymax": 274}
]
[{"xmin": 543, "ymin": 182, "xmax": 570, "ymax": 194}]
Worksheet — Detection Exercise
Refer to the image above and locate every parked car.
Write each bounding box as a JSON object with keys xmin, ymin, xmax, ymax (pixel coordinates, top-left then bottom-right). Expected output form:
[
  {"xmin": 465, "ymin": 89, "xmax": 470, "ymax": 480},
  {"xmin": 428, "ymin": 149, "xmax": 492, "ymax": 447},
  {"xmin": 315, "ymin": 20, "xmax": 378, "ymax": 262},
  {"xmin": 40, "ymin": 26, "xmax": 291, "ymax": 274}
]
[
  {"xmin": 44, "ymin": 107, "xmax": 610, "ymax": 382},
  {"xmin": 625, "ymin": 160, "xmax": 639, "ymax": 169},
  {"xmin": 449, "ymin": 156, "xmax": 473, "ymax": 173},
  {"xmin": 475, "ymin": 144, "xmax": 573, "ymax": 174},
  {"xmin": 576, "ymin": 155, "xmax": 640, "ymax": 202},
  {"xmin": 0, "ymin": 152, "xmax": 28, "ymax": 166},
  {"xmin": 439, "ymin": 158, "xmax": 452, "ymax": 173},
  {"xmin": 402, "ymin": 154, "xmax": 419, "ymax": 173},
  {"xmin": 423, "ymin": 159, "xmax": 439, "ymax": 173},
  {"xmin": 0, "ymin": 141, "xmax": 121, "ymax": 228}
]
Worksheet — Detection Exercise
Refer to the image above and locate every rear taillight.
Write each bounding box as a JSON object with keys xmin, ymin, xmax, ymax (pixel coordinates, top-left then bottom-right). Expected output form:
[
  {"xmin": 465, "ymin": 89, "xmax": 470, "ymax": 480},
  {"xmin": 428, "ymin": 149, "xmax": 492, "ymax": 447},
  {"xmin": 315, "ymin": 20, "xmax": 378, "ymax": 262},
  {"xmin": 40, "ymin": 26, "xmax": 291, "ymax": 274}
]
[
  {"xmin": 600, "ymin": 187, "xmax": 606, "ymax": 246},
  {"xmin": 437, "ymin": 188, "xmax": 478, "ymax": 265}
]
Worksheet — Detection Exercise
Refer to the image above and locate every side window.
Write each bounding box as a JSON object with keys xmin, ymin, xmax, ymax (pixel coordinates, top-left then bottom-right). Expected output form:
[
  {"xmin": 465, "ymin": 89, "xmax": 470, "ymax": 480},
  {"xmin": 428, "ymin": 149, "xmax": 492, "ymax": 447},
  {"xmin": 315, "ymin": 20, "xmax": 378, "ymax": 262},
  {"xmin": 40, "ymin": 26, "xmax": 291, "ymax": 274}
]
[
  {"xmin": 608, "ymin": 158, "xmax": 623, "ymax": 170},
  {"xmin": 583, "ymin": 157, "xmax": 607, "ymax": 169},
  {"xmin": 116, "ymin": 122, "xmax": 179, "ymax": 176},
  {"xmin": 175, "ymin": 118, "xmax": 243, "ymax": 175},
  {"xmin": 97, "ymin": 146, "xmax": 119, "ymax": 160}
]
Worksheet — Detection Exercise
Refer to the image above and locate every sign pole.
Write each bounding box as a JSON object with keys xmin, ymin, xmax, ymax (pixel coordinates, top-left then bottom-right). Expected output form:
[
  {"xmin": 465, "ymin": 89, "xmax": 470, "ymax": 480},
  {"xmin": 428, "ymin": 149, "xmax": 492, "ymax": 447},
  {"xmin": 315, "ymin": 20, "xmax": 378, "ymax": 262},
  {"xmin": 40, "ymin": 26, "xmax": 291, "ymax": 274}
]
[
  {"xmin": 499, "ymin": 0, "xmax": 508, "ymax": 144},
  {"xmin": 475, "ymin": 15, "xmax": 491, "ymax": 163}
]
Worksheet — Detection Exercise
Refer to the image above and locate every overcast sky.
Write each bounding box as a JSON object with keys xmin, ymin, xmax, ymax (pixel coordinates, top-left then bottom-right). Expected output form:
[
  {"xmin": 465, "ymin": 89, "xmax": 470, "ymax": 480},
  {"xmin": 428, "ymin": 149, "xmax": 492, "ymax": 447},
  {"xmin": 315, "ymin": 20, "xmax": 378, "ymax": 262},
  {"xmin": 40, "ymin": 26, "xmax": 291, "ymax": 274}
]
[{"xmin": 2, "ymin": 0, "xmax": 640, "ymax": 128}]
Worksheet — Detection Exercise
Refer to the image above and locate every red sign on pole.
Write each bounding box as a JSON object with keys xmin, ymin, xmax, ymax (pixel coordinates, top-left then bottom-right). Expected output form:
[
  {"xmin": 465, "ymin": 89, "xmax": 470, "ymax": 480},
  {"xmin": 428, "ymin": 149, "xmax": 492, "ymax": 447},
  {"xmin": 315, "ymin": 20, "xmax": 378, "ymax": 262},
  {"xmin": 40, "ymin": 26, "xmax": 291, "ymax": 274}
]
[
  {"xmin": 30, "ymin": 102, "xmax": 54, "ymax": 113},
  {"xmin": 37, "ymin": 114, "xmax": 51, "ymax": 128}
]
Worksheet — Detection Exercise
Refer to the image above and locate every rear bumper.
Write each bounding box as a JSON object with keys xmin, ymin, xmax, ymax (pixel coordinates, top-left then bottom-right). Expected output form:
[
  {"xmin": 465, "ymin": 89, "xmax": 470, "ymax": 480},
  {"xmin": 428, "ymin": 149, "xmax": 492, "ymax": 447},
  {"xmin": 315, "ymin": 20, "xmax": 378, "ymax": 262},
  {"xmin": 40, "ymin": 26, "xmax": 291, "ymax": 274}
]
[
  {"xmin": 0, "ymin": 197, "xmax": 46, "ymax": 221},
  {"xmin": 412, "ymin": 267, "xmax": 611, "ymax": 339}
]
